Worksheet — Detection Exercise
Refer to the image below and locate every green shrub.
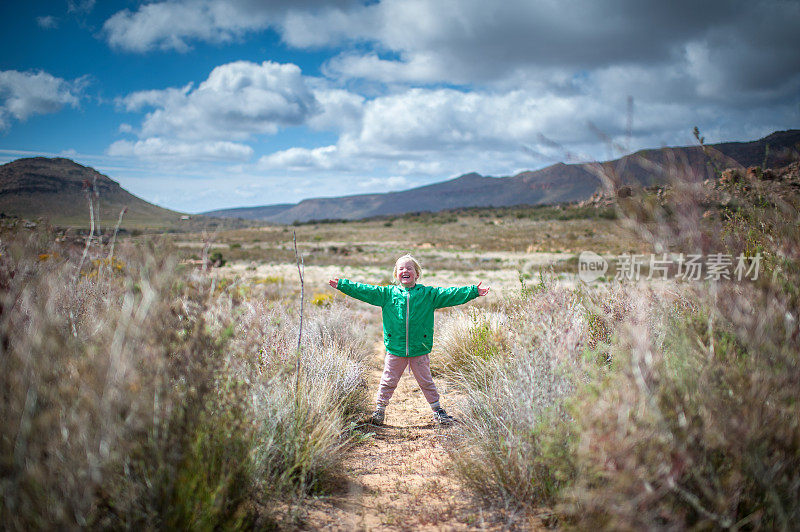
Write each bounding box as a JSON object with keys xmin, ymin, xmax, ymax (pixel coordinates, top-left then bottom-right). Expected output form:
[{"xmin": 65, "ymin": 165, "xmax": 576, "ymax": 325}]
[
  {"xmin": 208, "ymin": 250, "xmax": 225, "ymax": 266},
  {"xmin": 431, "ymin": 308, "xmax": 509, "ymax": 384}
]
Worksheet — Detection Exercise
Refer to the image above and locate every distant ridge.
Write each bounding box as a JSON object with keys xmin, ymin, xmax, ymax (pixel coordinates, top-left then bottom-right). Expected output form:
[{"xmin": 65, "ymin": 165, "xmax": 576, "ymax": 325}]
[
  {"xmin": 0, "ymin": 157, "xmax": 187, "ymax": 229},
  {"xmin": 204, "ymin": 129, "xmax": 800, "ymax": 224},
  {"xmin": 204, "ymin": 203, "xmax": 295, "ymax": 220}
]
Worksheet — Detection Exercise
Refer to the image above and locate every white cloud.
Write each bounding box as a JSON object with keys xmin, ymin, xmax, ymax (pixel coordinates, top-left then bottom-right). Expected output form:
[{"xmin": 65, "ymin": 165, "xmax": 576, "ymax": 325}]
[
  {"xmin": 0, "ymin": 70, "xmax": 85, "ymax": 130},
  {"xmin": 102, "ymin": 0, "xmax": 356, "ymax": 53},
  {"xmin": 284, "ymin": 0, "xmax": 800, "ymax": 102},
  {"xmin": 395, "ymin": 159, "xmax": 449, "ymax": 176},
  {"xmin": 357, "ymin": 175, "xmax": 409, "ymax": 190},
  {"xmin": 36, "ymin": 16, "xmax": 58, "ymax": 29},
  {"xmin": 280, "ymin": 4, "xmax": 378, "ymax": 48},
  {"xmin": 100, "ymin": 0, "xmax": 800, "ymax": 101},
  {"xmin": 103, "ymin": 0, "xmax": 270, "ymax": 52},
  {"xmin": 306, "ymin": 86, "xmax": 364, "ymax": 133},
  {"xmin": 99, "ymin": 0, "xmax": 800, "ymax": 203},
  {"xmin": 253, "ymin": 81, "xmax": 750, "ymax": 181},
  {"xmin": 252, "ymin": 88, "xmax": 608, "ymax": 176},
  {"xmin": 323, "ymin": 52, "xmax": 443, "ymax": 84},
  {"xmin": 258, "ymin": 145, "xmax": 341, "ymax": 171},
  {"xmin": 284, "ymin": 0, "xmax": 700, "ymax": 82},
  {"xmin": 107, "ymin": 138, "xmax": 253, "ymax": 162},
  {"xmin": 118, "ymin": 84, "xmax": 193, "ymax": 112},
  {"xmin": 124, "ymin": 61, "xmax": 318, "ymax": 142},
  {"xmin": 354, "ymin": 88, "xmax": 608, "ymax": 153}
]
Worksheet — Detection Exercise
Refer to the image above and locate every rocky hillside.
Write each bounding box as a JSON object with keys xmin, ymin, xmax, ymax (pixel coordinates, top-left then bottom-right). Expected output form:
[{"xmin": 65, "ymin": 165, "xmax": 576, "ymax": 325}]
[{"xmin": 0, "ymin": 157, "xmax": 189, "ymax": 228}]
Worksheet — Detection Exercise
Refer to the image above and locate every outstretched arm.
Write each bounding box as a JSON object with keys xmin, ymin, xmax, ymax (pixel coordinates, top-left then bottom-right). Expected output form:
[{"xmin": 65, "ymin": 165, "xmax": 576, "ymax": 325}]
[
  {"xmin": 329, "ymin": 278, "xmax": 388, "ymax": 306},
  {"xmin": 432, "ymin": 282, "xmax": 488, "ymax": 308}
]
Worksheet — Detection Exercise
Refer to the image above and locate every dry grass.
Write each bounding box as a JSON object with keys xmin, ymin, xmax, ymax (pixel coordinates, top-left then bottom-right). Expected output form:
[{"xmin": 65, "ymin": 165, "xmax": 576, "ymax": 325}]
[
  {"xmin": 3, "ymin": 149, "xmax": 797, "ymax": 530},
  {"xmin": 562, "ymin": 159, "xmax": 800, "ymax": 529},
  {"xmin": 0, "ymin": 221, "xmax": 372, "ymax": 529},
  {"xmin": 167, "ymin": 204, "xmax": 639, "ymax": 274},
  {"xmin": 434, "ymin": 153, "xmax": 800, "ymax": 529}
]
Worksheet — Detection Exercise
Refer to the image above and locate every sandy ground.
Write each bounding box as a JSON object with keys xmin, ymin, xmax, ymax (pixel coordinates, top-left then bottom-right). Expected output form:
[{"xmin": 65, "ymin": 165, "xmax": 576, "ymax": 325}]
[{"xmin": 295, "ymin": 342, "xmax": 548, "ymax": 531}]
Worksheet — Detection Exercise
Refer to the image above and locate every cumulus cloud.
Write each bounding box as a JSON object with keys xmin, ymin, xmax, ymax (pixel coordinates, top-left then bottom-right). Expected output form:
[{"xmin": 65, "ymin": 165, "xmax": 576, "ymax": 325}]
[
  {"xmin": 118, "ymin": 84, "xmax": 194, "ymax": 112},
  {"xmin": 104, "ymin": 0, "xmax": 267, "ymax": 52},
  {"xmin": 258, "ymin": 145, "xmax": 341, "ymax": 171},
  {"xmin": 285, "ymin": 0, "xmax": 712, "ymax": 80},
  {"xmin": 254, "ymin": 76, "xmax": 792, "ymax": 181},
  {"xmin": 293, "ymin": 0, "xmax": 800, "ymax": 102},
  {"xmin": 124, "ymin": 61, "xmax": 318, "ymax": 141},
  {"xmin": 322, "ymin": 52, "xmax": 443, "ymax": 84},
  {"xmin": 305, "ymin": 86, "xmax": 364, "ymax": 132},
  {"xmin": 101, "ymin": 0, "xmax": 800, "ymax": 99},
  {"xmin": 253, "ymin": 87, "xmax": 617, "ymax": 175},
  {"xmin": 102, "ymin": 0, "xmax": 799, "ymax": 193},
  {"xmin": 107, "ymin": 138, "xmax": 253, "ymax": 162},
  {"xmin": 102, "ymin": 0, "xmax": 357, "ymax": 52},
  {"xmin": 0, "ymin": 70, "xmax": 85, "ymax": 130},
  {"xmin": 352, "ymin": 88, "xmax": 631, "ymax": 154}
]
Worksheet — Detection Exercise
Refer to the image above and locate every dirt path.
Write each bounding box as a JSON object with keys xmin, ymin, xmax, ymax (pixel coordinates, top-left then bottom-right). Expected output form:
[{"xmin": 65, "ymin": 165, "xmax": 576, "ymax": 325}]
[{"xmin": 299, "ymin": 345, "xmax": 546, "ymax": 531}]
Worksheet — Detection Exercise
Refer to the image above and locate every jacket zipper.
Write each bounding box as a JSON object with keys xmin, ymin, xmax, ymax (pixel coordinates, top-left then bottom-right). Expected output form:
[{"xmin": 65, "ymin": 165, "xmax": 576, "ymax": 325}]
[{"xmin": 405, "ymin": 290, "xmax": 410, "ymax": 357}]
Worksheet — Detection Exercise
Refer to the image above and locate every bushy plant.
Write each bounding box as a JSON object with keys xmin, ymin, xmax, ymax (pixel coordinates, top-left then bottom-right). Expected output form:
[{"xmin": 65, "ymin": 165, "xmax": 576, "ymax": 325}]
[
  {"xmin": 431, "ymin": 307, "xmax": 510, "ymax": 384},
  {"xmin": 564, "ymin": 160, "xmax": 800, "ymax": 529},
  {"xmin": 440, "ymin": 153, "xmax": 800, "ymax": 529},
  {"xmin": 0, "ymin": 224, "xmax": 371, "ymax": 529},
  {"xmin": 442, "ymin": 284, "xmax": 621, "ymax": 506}
]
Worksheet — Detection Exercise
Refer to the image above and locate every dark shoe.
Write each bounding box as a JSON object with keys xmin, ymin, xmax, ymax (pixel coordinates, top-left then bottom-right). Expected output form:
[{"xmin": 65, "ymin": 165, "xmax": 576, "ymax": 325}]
[
  {"xmin": 370, "ymin": 409, "xmax": 385, "ymax": 425},
  {"xmin": 433, "ymin": 407, "xmax": 454, "ymax": 426}
]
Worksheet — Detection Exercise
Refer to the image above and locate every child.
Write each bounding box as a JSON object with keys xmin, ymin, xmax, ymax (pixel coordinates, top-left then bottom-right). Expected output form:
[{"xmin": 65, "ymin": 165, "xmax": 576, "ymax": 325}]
[{"xmin": 328, "ymin": 254, "xmax": 489, "ymax": 426}]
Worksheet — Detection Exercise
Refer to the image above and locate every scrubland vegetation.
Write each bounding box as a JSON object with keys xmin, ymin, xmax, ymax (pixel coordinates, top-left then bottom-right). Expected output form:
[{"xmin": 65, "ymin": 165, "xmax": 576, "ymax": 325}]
[
  {"xmin": 171, "ymin": 203, "xmax": 635, "ymax": 272},
  {"xmin": 0, "ymin": 226, "xmax": 374, "ymax": 529},
  {"xmin": 2, "ymin": 156, "xmax": 798, "ymax": 529},
  {"xmin": 433, "ymin": 160, "xmax": 800, "ymax": 529}
]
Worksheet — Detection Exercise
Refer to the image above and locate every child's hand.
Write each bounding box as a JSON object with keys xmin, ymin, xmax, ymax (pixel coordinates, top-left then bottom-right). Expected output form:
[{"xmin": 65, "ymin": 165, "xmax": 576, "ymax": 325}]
[
  {"xmin": 476, "ymin": 281, "xmax": 490, "ymax": 296},
  {"xmin": 328, "ymin": 278, "xmax": 339, "ymax": 288}
]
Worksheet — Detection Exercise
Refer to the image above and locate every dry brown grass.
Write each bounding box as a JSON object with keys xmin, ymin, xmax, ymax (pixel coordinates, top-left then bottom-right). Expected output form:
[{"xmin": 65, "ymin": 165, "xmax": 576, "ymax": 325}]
[
  {"xmin": 0, "ymin": 221, "xmax": 373, "ymax": 529},
  {"xmin": 167, "ymin": 205, "xmax": 640, "ymax": 275},
  {"xmin": 433, "ymin": 154, "xmax": 800, "ymax": 529}
]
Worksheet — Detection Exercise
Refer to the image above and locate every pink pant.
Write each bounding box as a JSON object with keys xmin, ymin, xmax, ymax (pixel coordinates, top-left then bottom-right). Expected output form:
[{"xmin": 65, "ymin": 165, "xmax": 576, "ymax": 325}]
[{"xmin": 376, "ymin": 353, "xmax": 439, "ymax": 407}]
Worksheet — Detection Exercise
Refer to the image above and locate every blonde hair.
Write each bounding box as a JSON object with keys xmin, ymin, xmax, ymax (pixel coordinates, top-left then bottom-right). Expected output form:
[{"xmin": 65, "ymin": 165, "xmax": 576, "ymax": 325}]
[{"xmin": 393, "ymin": 254, "xmax": 422, "ymax": 282}]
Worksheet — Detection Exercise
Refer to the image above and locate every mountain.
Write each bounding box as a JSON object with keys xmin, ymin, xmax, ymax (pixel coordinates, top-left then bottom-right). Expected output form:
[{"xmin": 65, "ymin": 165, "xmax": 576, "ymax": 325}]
[
  {"xmin": 596, "ymin": 129, "xmax": 800, "ymax": 187},
  {"xmin": 5, "ymin": 131, "xmax": 797, "ymax": 228},
  {"xmin": 203, "ymin": 203, "xmax": 295, "ymax": 220},
  {"xmin": 0, "ymin": 157, "xmax": 188, "ymax": 229},
  {"xmin": 206, "ymin": 129, "xmax": 800, "ymax": 224}
]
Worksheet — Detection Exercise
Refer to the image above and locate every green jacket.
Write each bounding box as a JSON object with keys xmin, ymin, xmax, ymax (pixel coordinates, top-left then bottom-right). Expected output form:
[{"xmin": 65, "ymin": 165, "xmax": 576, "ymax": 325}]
[{"xmin": 335, "ymin": 279, "xmax": 479, "ymax": 357}]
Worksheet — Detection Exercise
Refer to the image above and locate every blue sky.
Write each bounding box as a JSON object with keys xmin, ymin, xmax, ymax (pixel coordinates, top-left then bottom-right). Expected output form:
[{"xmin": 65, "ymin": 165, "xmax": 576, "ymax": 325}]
[{"xmin": 1, "ymin": 0, "xmax": 799, "ymax": 213}]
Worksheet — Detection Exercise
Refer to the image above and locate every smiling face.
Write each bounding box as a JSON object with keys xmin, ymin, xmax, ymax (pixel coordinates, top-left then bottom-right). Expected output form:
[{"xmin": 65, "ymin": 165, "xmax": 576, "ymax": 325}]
[{"xmin": 394, "ymin": 258, "xmax": 419, "ymax": 287}]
